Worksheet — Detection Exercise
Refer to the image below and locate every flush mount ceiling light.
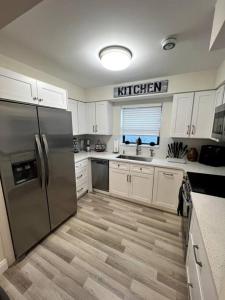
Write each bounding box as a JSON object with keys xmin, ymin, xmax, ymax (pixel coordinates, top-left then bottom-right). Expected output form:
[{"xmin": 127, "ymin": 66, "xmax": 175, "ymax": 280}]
[{"xmin": 99, "ymin": 46, "xmax": 132, "ymax": 71}]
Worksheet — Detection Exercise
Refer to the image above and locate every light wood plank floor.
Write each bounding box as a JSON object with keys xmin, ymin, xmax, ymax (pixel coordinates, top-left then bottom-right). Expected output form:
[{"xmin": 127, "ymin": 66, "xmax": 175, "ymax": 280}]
[{"xmin": 0, "ymin": 192, "xmax": 188, "ymax": 300}]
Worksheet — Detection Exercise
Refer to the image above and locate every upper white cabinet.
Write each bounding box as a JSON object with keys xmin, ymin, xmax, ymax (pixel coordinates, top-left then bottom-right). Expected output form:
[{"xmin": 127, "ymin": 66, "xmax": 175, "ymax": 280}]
[
  {"xmin": 191, "ymin": 91, "xmax": 215, "ymax": 138},
  {"xmin": 171, "ymin": 93, "xmax": 194, "ymax": 138},
  {"xmin": 36, "ymin": 81, "xmax": 67, "ymax": 109},
  {"xmin": 77, "ymin": 101, "xmax": 87, "ymax": 134},
  {"xmin": 0, "ymin": 67, "xmax": 38, "ymax": 104},
  {"xmin": 87, "ymin": 101, "xmax": 113, "ymax": 135},
  {"xmin": 214, "ymin": 85, "xmax": 225, "ymax": 107},
  {"xmin": 87, "ymin": 102, "xmax": 96, "ymax": 134},
  {"xmin": 152, "ymin": 167, "xmax": 183, "ymax": 211},
  {"xmin": 171, "ymin": 91, "xmax": 215, "ymax": 139},
  {"xmin": 0, "ymin": 67, "xmax": 67, "ymax": 109},
  {"xmin": 67, "ymin": 99, "xmax": 79, "ymax": 135}
]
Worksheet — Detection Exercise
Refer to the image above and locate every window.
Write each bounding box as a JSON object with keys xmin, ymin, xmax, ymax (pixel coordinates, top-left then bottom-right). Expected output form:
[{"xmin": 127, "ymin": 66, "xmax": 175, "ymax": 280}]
[{"xmin": 121, "ymin": 105, "xmax": 161, "ymax": 145}]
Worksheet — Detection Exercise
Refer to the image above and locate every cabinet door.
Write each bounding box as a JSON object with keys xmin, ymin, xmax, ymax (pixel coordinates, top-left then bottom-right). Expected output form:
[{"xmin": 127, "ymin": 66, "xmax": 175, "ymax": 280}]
[
  {"xmin": 95, "ymin": 101, "xmax": 113, "ymax": 135},
  {"xmin": 109, "ymin": 168, "xmax": 129, "ymax": 198},
  {"xmin": 67, "ymin": 99, "xmax": 79, "ymax": 135},
  {"xmin": 191, "ymin": 91, "xmax": 215, "ymax": 138},
  {"xmin": 77, "ymin": 102, "xmax": 87, "ymax": 134},
  {"xmin": 215, "ymin": 85, "xmax": 225, "ymax": 107},
  {"xmin": 170, "ymin": 93, "xmax": 194, "ymax": 137},
  {"xmin": 0, "ymin": 67, "xmax": 37, "ymax": 104},
  {"xmin": 186, "ymin": 234, "xmax": 203, "ymax": 300},
  {"xmin": 130, "ymin": 172, "xmax": 153, "ymax": 204},
  {"xmin": 86, "ymin": 102, "xmax": 96, "ymax": 134},
  {"xmin": 152, "ymin": 168, "xmax": 183, "ymax": 211},
  {"xmin": 37, "ymin": 80, "xmax": 67, "ymax": 109}
]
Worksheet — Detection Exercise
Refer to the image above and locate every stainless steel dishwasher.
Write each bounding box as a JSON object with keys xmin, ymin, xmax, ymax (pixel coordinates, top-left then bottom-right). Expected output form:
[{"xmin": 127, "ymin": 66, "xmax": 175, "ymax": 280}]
[{"xmin": 91, "ymin": 159, "xmax": 109, "ymax": 191}]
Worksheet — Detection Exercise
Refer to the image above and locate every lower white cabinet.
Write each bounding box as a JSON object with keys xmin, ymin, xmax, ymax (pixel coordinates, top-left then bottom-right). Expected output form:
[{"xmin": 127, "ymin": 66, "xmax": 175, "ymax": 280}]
[
  {"xmin": 109, "ymin": 162, "xmax": 154, "ymax": 205},
  {"xmin": 152, "ymin": 167, "xmax": 183, "ymax": 210},
  {"xmin": 186, "ymin": 210, "xmax": 217, "ymax": 300},
  {"xmin": 130, "ymin": 172, "xmax": 154, "ymax": 203},
  {"xmin": 75, "ymin": 159, "xmax": 88, "ymax": 198},
  {"xmin": 109, "ymin": 168, "xmax": 130, "ymax": 198}
]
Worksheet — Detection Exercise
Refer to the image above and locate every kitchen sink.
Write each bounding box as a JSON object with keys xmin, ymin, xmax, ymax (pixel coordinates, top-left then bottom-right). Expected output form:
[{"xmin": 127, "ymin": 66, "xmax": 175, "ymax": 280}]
[{"xmin": 116, "ymin": 155, "xmax": 153, "ymax": 162}]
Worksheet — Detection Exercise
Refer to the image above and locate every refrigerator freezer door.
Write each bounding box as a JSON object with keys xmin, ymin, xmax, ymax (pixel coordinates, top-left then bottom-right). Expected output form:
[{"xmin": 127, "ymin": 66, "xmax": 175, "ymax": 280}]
[
  {"xmin": 38, "ymin": 107, "xmax": 77, "ymax": 229},
  {"xmin": 0, "ymin": 101, "xmax": 51, "ymax": 259}
]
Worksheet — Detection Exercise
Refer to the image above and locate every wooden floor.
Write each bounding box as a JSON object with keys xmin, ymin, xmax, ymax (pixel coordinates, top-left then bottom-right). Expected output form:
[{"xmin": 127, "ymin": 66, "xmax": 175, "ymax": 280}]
[{"xmin": 0, "ymin": 192, "xmax": 188, "ymax": 300}]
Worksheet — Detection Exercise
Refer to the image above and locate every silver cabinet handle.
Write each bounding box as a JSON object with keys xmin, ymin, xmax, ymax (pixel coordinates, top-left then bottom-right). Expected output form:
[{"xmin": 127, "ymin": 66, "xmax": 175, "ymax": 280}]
[
  {"xmin": 39, "ymin": 98, "xmax": 44, "ymax": 102},
  {"xmin": 191, "ymin": 125, "xmax": 195, "ymax": 135},
  {"xmin": 193, "ymin": 245, "xmax": 202, "ymax": 267},
  {"xmin": 187, "ymin": 125, "xmax": 190, "ymax": 135},
  {"xmin": 163, "ymin": 172, "xmax": 174, "ymax": 177},
  {"xmin": 93, "ymin": 125, "xmax": 95, "ymax": 133},
  {"xmin": 95, "ymin": 124, "xmax": 98, "ymax": 132},
  {"xmin": 77, "ymin": 187, "xmax": 84, "ymax": 193},
  {"xmin": 76, "ymin": 174, "xmax": 83, "ymax": 179},
  {"xmin": 33, "ymin": 97, "xmax": 38, "ymax": 101}
]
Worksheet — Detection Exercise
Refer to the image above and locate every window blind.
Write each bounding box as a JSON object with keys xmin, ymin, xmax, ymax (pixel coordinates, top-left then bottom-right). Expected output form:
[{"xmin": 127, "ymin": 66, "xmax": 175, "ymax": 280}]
[{"xmin": 121, "ymin": 106, "xmax": 162, "ymax": 135}]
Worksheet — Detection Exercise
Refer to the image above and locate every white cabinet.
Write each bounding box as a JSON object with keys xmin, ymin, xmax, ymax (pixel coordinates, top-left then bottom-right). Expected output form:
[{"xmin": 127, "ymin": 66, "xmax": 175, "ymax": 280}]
[
  {"xmin": 0, "ymin": 67, "xmax": 37, "ymax": 104},
  {"xmin": 191, "ymin": 91, "xmax": 215, "ymax": 138},
  {"xmin": 109, "ymin": 168, "xmax": 130, "ymax": 198},
  {"xmin": 109, "ymin": 162, "xmax": 154, "ymax": 205},
  {"xmin": 130, "ymin": 172, "xmax": 153, "ymax": 203},
  {"xmin": 171, "ymin": 93, "xmax": 194, "ymax": 138},
  {"xmin": 152, "ymin": 167, "xmax": 183, "ymax": 210},
  {"xmin": 171, "ymin": 91, "xmax": 215, "ymax": 139},
  {"xmin": 186, "ymin": 210, "xmax": 217, "ymax": 300},
  {"xmin": 87, "ymin": 102, "xmax": 96, "ymax": 134},
  {"xmin": 77, "ymin": 101, "xmax": 87, "ymax": 134},
  {"xmin": 67, "ymin": 99, "xmax": 79, "ymax": 135},
  {"xmin": 214, "ymin": 85, "xmax": 225, "ymax": 107},
  {"xmin": 75, "ymin": 159, "xmax": 88, "ymax": 198},
  {"xmin": 87, "ymin": 101, "xmax": 113, "ymax": 135},
  {"xmin": 36, "ymin": 80, "xmax": 67, "ymax": 109}
]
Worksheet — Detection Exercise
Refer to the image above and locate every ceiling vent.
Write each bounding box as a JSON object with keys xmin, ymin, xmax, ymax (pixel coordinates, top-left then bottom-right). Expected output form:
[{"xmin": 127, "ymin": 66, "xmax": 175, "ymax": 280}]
[{"xmin": 161, "ymin": 37, "xmax": 176, "ymax": 50}]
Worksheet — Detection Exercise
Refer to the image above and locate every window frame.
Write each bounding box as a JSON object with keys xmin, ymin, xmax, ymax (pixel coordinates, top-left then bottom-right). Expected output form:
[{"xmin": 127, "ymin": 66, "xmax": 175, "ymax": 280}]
[{"xmin": 120, "ymin": 103, "xmax": 162, "ymax": 147}]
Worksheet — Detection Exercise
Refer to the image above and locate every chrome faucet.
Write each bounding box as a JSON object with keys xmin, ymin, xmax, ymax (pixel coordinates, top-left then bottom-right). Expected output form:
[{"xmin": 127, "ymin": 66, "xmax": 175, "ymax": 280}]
[{"xmin": 136, "ymin": 143, "xmax": 141, "ymax": 155}]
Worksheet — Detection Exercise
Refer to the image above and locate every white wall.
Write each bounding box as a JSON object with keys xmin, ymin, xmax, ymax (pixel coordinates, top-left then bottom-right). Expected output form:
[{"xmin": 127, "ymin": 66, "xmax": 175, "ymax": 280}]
[
  {"xmin": 0, "ymin": 53, "xmax": 85, "ymax": 101},
  {"xmin": 85, "ymin": 69, "xmax": 217, "ymax": 102},
  {"xmin": 215, "ymin": 59, "xmax": 225, "ymax": 87},
  {"xmin": 210, "ymin": 0, "xmax": 225, "ymax": 50}
]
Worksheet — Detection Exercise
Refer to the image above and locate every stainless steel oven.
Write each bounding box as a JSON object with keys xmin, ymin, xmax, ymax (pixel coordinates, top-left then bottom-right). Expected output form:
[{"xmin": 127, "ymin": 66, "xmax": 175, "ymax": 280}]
[{"xmin": 212, "ymin": 103, "xmax": 225, "ymax": 142}]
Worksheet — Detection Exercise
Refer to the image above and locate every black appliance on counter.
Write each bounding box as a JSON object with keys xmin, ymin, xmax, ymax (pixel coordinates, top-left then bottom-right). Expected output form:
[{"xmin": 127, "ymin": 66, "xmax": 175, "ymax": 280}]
[
  {"xmin": 199, "ymin": 145, "xmax": 225, "ymax": 166},
  {"xmin": 180, "ymin": 171, "xmax": 225, "ymax": 250}
]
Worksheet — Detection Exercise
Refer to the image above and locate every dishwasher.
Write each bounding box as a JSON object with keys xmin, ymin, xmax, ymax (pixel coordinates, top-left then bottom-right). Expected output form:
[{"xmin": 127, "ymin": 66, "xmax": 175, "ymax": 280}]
[{"xmin": 91, "ymin": 159, "xmax": 109, "ymax": 191}]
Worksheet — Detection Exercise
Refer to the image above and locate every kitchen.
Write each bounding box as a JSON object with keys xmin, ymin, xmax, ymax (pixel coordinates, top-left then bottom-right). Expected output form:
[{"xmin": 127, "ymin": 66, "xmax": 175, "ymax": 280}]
[{"xmin": 0, "ymin": 0, "xmax": 224, "ymax": 299}]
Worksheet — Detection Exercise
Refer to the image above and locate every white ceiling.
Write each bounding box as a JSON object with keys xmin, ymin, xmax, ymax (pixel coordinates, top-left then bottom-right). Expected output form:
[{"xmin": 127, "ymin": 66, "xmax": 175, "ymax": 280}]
[{"xmin": 0, "ymin": 0, "xmax": 225, "ymax": 88}]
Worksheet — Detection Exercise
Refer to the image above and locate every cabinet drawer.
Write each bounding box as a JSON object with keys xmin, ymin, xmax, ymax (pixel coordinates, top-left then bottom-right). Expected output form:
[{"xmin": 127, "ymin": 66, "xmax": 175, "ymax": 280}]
[
  {"xmin": 76, "ymin": 166, "xmax": 88, "ymax": 181},
  {"xmin": 75, "ymin": 159, "xmax": 88, "ymax": 171},
  {"xmin": 110, "ymin": 161, "xmax": 129, "ymax": 171},
  {"xmin": 130, "ymin": 164, "xmax": 154, "ymax": 174}
]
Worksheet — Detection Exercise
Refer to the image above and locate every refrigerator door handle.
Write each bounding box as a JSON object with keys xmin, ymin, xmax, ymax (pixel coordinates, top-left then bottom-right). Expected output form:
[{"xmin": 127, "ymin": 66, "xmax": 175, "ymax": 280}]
[
  {"xmin": 41, "ymin": 134, "xmax": 50, "ymax": 186},
  {"xmin": 35, "ymin": 134, "xmax": 45, "ymax": 189}
]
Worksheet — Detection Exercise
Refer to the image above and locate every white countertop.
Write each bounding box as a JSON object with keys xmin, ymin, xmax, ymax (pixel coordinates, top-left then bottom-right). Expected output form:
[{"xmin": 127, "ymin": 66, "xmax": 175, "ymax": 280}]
[
  {"xmin": 191, "ymin": 192, "xmax": 225, "ymax": 297},
  {"xmin": 74, "ymin": 151, "xmax": 225, "ymax": 175}
]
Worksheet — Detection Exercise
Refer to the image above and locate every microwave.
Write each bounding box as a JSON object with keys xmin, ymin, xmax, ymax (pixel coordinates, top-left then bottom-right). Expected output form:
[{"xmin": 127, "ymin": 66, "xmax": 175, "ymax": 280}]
[{"xmin": 212, "ymin": 103, "xmax": 225, "ymax": 142}]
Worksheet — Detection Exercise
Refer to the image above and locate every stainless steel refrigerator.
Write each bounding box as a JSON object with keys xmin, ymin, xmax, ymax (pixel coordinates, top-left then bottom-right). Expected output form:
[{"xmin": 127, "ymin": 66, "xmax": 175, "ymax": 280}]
[{"xmin": 0, "ymin": 100, "xmax": 77, "ymax": 259}]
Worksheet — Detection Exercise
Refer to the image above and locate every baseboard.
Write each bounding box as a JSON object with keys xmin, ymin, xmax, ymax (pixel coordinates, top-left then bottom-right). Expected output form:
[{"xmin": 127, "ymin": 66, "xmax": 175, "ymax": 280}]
[{"xmin": 0, "ymin": 258, "xmax": 8, "ymax": 274}]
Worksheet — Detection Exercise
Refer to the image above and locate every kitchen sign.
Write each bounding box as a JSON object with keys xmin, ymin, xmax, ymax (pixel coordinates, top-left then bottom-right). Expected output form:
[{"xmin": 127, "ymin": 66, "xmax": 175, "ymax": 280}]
[{"xmin": 113, "ymin": 80, "xmax": 168, "ymax": 98}]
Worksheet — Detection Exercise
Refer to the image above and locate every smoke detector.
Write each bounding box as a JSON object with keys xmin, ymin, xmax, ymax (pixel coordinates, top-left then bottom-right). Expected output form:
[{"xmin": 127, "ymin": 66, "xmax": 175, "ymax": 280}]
[{"xmin": 161, "ymin": 37, "xmax": 176, "ymax": 50}]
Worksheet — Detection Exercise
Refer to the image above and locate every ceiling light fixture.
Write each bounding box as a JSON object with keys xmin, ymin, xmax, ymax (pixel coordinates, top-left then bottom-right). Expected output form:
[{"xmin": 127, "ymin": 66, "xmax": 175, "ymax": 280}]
[{"xmin": 99, "ymin": 45, "xmax": 132, "ymax": 71}]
